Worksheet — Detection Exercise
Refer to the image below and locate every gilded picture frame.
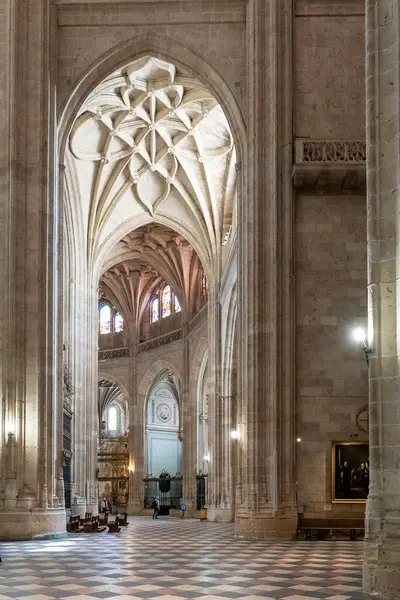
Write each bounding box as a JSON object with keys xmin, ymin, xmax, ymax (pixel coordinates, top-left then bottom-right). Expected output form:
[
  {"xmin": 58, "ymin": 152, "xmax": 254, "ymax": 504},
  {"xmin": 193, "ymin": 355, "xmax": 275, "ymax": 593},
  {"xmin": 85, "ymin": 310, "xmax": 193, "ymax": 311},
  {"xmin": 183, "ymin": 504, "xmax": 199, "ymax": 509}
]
[{"xmin": 332, "ymin": 441, "xmax": 369, "ymax": 504}]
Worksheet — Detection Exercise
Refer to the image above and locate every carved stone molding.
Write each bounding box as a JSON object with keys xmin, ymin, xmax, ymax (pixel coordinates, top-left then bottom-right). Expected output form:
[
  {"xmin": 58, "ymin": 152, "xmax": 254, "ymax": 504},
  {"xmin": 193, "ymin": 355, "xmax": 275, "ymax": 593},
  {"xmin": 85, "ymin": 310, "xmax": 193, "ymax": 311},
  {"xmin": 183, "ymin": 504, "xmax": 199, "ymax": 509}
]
[
  {"xmin": 292, "ymin": 139, "xmax": 366, "ymax": 194},
  {"xmin": 295, "ymin": 0, "xmax": 365, "ymax": 17},
  {"xmin": 56, "ymin": 1, "xmax": 246, "ymax": 27},
  {"xmin": 98, "ymin": 347, "xmax": 130, "ymax": 361},
  {"xmin": 98, "ymin": 434, "xmax": 128, "ymax": 454},
  {"xmin": 62, "ymin": 363, "xmax": 75, "ymax": 412},
  {"xmin": 137, "ymin": 329, "xmax": 182, "ymax": 353}
]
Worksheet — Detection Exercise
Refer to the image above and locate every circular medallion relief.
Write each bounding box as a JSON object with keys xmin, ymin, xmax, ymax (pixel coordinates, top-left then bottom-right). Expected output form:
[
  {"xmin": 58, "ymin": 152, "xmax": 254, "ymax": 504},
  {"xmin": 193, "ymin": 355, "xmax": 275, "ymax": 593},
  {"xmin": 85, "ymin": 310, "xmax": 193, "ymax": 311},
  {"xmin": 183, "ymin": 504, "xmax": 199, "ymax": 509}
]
[
  {"xmin": 356, "ymin": 404, "xmax": 369, "ymax": 434},
  {"xmin": 157, "ymin": 403, "xmax": 172, "ymax": 423}
]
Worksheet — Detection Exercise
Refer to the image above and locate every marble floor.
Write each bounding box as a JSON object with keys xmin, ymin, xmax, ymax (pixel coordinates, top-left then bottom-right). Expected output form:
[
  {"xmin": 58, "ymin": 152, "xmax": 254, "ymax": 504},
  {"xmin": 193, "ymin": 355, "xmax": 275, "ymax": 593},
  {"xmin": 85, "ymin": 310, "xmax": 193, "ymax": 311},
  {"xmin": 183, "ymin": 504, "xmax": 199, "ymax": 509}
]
[{"xmin": 0, "ymin": 517, "xmax": 363, "ymax": 600}]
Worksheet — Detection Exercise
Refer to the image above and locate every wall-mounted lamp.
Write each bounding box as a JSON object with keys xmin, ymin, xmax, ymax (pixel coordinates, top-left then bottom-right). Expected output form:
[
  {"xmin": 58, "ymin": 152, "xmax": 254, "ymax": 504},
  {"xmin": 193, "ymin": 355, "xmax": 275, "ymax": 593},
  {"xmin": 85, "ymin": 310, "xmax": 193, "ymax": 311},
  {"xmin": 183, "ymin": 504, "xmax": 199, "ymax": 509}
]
[
  {"xmin": 230, "ymin": 429, "xmax": 240, "ymax": 441},
  {"xmin": 352, "ymin": 327, "xmax": 373, "ymax": 365},
  {"xmin": 128, "ymin": 465, "xmax": 133, "ymax": 473},
  {"xmin": 204, "ymin": 454, "xmax": 210, "ymax": 462},
  {"xmin": 296, "ymin": 437, "xmax": 302, "ymax": 443},
  {"xmin": 5, "ymin": 419, "xmax": 15, "ymax": 437}
]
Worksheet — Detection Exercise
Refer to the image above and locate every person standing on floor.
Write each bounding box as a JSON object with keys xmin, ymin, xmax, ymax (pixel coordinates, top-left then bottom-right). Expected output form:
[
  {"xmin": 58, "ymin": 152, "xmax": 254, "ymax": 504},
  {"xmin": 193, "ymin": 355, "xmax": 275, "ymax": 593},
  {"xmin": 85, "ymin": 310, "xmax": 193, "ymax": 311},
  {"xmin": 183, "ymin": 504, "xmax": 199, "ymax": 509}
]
[
  {"xmin": 179, "ymin": 498, "xmax": 186, "ymax": 519},
  {"xmin": 151, "ymin": 497, "xmax": 160, "ymax": 519}
]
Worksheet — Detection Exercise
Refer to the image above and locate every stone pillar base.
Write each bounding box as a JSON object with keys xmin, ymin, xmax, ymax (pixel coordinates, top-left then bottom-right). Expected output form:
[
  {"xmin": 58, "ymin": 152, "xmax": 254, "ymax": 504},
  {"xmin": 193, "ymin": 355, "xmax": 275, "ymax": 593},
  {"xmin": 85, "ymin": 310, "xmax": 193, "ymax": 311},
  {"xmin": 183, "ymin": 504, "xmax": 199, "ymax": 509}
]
[
  {"xmin": 207, "ymin": 506, "xmax": 234, "ymax": 522},
  {"xmin": 235, "ymin": 515, "xmax": 298, "ymax": 539},
  {"xmin": 363, "ymin": 518, "xmax": 400, "ymax": 600},
  {"xmin": 127, "ymin": 500, "xmax": 144, "ymax": 515},
  {"xmin": 363, "ymin": 568, "xmax": 400, "ymax": 600},
  {"xmin": 0, "ymin": 509, "xmax": 67, "ymax": 541}
]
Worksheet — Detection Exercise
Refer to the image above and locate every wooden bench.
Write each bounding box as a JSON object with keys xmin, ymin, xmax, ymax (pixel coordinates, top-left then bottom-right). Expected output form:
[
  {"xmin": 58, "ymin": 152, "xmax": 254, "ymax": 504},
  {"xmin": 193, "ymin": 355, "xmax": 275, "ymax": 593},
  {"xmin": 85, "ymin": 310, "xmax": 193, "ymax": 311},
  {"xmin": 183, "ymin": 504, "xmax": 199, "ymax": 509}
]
[
  {"xmin": 83, "ymin": 516, "xmax": 106, "ymax": 533},
  {"xmin": 79, "ymin": 512, "xmax": 93, "ymax": 525},
  {"xmin": 107, "ymin": 516, "xmax": 121, "ymax": 534},
  {"xmin": 297, "ymin": 518, "xmax": 365, "ymax": 541},
  {"xmin": 67, "ymin": 515, "xmax": 83, "ymax": 533},
  {"xmin": 98, "ymin": 513, "xmax": 108, "ymax": 526},
  {"xmin": 117, "ymin": 512, "xmax": 129, "ymax": 526}
]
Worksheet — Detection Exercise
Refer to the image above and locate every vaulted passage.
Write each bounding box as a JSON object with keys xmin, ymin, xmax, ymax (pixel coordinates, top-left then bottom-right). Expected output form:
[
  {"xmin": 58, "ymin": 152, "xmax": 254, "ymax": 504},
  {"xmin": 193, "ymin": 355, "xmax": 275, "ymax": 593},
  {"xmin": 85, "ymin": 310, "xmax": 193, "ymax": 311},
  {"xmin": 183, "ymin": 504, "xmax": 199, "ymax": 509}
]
[
  {"xmin": 3, "ymin": 2, "xmax": 400, "ymax": 598},
  {"xmin": 62, "ymin": 55, "xmax": 239, "ymax": 522}
]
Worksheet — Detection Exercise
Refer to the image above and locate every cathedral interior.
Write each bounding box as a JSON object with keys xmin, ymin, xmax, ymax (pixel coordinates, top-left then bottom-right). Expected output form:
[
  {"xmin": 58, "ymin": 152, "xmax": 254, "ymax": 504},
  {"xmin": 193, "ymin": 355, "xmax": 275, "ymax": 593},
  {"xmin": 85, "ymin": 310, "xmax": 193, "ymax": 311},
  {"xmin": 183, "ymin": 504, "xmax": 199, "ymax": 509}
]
[{"xmin": 0, "ymin": 1, "xmax": 398, "ymax": 599}]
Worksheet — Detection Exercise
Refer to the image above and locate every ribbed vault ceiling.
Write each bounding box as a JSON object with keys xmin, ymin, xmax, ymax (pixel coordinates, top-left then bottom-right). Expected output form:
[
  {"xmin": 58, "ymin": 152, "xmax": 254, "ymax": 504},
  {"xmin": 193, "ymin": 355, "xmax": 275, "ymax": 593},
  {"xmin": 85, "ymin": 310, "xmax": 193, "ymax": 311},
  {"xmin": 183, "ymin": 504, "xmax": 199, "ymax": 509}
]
[
  {"xmin": 100, "ymin": 224, "xmax": 203, "ymax": 326},
  {"xmin": 67, "ymin": 55, "xmax": 237, "ymax": 271}
]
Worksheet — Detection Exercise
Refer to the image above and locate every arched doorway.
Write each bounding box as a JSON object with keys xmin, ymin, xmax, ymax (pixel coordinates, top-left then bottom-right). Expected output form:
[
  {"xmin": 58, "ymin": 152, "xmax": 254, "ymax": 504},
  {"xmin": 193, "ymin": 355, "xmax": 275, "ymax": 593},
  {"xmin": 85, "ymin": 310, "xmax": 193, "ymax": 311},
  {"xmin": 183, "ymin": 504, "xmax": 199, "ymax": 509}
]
[
  {"xmin": 143, "ymin": 373, "xmax": 182, "ymax": 514},
  {"xmin": 97, "ymin": 378, "xmax": 129, "ymax": 512},
  {"xmin": 145, "ymin": 377, "xmax": 181, "ymax": 478}
]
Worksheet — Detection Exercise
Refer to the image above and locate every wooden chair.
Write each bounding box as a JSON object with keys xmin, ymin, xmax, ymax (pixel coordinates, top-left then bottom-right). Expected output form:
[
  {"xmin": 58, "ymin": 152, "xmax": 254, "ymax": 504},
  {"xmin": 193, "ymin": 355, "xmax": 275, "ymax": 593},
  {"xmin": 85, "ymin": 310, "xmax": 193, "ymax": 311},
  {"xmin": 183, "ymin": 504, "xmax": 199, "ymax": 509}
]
[
  {"xmin": 79, "ymin": 512, "xmax": 92, "ymax": 525},
  {"xmin": 118, "ymin": 512, "xmax": 129, "ymax": 526},
  {"xmin": 107, "ymin": 516, "xmax": 121, "ymax": 533},
  {"xmin": 93, "ymin": 515, "xmax": 106, "ymax": 533},
  {"xmin": 67, "ymin": 515, "xmax": 83, "ymax": 533},
  {"xmin": 83, "ymin": 518, "xmax": 96, "ymax": 533},
  {"xmin": 98, "ymin": 513, "xmax": 108, "ymax": 526},
  {"xmin": 83, "ymin": 516, "xmax": 106, "ymax": 533}
]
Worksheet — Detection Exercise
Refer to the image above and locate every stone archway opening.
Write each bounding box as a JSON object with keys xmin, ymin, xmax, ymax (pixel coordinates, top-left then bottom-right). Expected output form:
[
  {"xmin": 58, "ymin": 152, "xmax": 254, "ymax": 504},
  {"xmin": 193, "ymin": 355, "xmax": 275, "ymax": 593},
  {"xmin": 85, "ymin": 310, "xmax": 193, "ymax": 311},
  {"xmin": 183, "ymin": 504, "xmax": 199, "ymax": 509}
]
[
  {"xmin": 63, "ymin": 54, "xmax": 239, "ymax": 519},
  {"xmin": 97, "ymin": 378, "xmax": 129, "ymax": 514}
]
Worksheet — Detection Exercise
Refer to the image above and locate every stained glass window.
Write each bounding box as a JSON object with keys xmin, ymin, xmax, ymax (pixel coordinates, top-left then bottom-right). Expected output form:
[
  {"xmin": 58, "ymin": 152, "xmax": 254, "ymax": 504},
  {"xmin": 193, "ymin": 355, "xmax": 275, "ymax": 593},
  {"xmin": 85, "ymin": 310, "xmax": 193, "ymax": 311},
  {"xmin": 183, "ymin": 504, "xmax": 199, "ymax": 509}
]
[
  {"xmin": 174, "ymin": 294, "xmax": 181, "ymax": 313},
  {"xmin": 151, "ymin": 297, "xmax": 159, "ymax": 323},
  {"xmin": 115, "ymin": 312, "xmax": 124, "ymax": 333},
  {"xmin": 162, "ymin": 285, "xmax": 171, "ymax": 318},
  {"xmin": 108, "ymin": 406, "xmax": 117, "ymax": 431},
  {"xmin": 201, "ymin": 272, "xmax": 207, "ymax": 296},
  {"xmin": 99, "ymin": 305, "xmax": 111, "ymax": 334}
]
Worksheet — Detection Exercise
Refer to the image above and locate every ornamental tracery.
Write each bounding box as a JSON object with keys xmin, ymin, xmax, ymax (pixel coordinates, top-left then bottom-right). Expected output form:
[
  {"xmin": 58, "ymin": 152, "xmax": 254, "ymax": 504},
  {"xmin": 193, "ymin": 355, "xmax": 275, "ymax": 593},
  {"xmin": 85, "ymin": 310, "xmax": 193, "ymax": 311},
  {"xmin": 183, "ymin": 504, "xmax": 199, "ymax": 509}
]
[{"xmin": 69, "ymin": 55, "xmax": 236, "ymax": 237}]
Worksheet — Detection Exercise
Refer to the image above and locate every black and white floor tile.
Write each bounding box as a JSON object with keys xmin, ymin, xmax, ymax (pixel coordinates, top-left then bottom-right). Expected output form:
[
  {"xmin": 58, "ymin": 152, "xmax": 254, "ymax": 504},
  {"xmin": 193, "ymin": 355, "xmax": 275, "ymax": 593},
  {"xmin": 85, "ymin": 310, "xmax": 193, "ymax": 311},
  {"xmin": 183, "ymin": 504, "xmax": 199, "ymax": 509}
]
[{"xmin": 0, "ymin": 517, "xmax": 363, "ymax": 600}]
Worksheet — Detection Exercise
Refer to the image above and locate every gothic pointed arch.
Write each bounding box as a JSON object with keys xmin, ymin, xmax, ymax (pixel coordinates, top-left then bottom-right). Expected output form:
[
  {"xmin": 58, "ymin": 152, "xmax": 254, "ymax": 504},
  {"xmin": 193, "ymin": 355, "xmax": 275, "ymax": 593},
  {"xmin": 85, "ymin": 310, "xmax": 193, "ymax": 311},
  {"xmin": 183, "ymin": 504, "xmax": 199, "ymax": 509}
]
[{"xmin": 60, "ymin": 34, "xmax": 245, "ymax": 290}]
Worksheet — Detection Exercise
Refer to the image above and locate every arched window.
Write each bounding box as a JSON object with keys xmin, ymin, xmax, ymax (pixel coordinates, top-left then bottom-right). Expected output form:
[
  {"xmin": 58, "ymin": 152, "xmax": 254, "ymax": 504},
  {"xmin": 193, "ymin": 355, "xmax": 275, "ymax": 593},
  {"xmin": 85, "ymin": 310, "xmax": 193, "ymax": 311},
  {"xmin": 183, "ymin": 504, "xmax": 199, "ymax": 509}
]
[
  {"xmin": 150, "ymin": 285, "xmax": 183, "ymax": 323},
  {"xmin": 114, "ymin": 311, "xmax": 124, "ymax": 333},
  {"xmin": 201, "ymin": 272, "xmax": 207, "ymax": 296},
  {"xmin": 174, "ymin": 294, "xmax": 181, "ymax": 313},
  {"xmin": 151, "ymin": 297, "xmax": 159, "ymax": 323},
  {"xmin": 99, "ymin": 305, "xmax": 111, "ymax": 334},
  {"xmin": 161, "ymin": 285, "xmax": 171, "ymax": 318},
  {"xmin": 108, "ymin": 406, "xmax": 117, "ymax": 431}
]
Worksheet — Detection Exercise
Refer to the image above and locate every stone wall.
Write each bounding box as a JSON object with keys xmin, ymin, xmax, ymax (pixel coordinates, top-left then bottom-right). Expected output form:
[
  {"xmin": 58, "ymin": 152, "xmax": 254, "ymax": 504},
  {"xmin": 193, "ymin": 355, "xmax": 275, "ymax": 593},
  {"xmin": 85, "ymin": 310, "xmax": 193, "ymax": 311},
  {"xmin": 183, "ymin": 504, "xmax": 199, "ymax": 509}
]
[
  {"xmin": 294, "ymin": 4, "xmax": 365, "ymax": 139},
  {"xmin": 56, "ymin": 2, "xmax": 247, "ymax": 115},
  {"xmin": 296, "ymin": 194, "xmax": 368, "ymax": 517}
]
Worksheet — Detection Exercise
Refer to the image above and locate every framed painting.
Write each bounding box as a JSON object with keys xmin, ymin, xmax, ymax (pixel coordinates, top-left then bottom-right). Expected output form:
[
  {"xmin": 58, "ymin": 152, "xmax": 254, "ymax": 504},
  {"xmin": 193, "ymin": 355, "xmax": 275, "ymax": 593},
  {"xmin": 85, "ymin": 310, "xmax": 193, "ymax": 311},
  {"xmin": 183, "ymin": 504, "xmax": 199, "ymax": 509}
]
[{"xmin": 332, "ymin": 441, "xmax": 369, "ymax": 503}]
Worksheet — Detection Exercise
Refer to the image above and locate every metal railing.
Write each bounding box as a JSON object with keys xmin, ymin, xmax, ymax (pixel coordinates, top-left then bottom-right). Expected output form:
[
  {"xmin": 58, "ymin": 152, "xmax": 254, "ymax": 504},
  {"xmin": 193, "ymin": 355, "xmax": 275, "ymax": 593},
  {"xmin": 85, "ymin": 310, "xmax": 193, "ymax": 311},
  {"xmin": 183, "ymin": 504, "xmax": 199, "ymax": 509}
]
[
  {"xmin": 142, "ymin": 471, "xmax": 208, "ymax": 513},
  {"xmin": 143, "ymin": 471, "xmax": 183, "ymax": 515},
  {"xmin": 196, "ymin": 471, "xmax": 208, "ymax": 510}
]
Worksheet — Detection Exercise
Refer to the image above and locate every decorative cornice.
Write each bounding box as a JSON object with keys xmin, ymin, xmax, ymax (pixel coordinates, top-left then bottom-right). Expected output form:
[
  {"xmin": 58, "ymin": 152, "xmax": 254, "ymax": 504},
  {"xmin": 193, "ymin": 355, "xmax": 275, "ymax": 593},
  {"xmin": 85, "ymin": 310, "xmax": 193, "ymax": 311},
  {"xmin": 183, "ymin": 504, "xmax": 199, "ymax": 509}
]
[
  {"xmin": 56, "ymin": 1, "xmax": 246, "ymax": 26},
  {"xmin": 98, "ymin": 347, "xmax": 130, "ymax": 361},
  {"xmin": 292, "ymin": 139, "xmax": 366, "ymax": 194},
  {"xmin": 295, "ymin": 0, "xmax": 364, "ymax": 17},
  {"xmin": 137, "ymin": 329, "xmax": 182, "ymax": 353}
]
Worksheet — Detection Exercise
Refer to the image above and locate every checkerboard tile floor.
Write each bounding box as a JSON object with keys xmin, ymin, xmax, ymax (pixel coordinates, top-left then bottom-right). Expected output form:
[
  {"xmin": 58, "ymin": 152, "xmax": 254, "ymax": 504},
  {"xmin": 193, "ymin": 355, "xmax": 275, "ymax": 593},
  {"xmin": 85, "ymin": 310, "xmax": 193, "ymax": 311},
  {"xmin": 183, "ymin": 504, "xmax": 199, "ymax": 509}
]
[{"xmin": 0, "ymin": 517, "xmax": 363, "ymax": 600}]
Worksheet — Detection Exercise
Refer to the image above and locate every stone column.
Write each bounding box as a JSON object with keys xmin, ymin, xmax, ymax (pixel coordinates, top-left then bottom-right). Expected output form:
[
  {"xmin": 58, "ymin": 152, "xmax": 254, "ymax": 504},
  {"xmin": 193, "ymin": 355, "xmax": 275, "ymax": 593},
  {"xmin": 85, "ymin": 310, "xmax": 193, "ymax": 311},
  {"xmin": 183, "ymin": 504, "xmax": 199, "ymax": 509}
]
[
  {"xmin": 206, "ymin": 287, "xmax": 223, "ymax": 520},
  {"xmin": 64, "ymin": 276, "xmax": 99, "ymax": 515},
  {"xmin": 218, "ymin": 394, "xmax": 235, "ymax": 521},
  {"xmin": 0, "ymin": 0, "xmax": 66, "ymax": 539},
  {"xmin": 128, "ymin": 336, "xmax": 143, "ymax": 514},
  {"xmin": 199, "ymin": 410, "xmax": 209, "ymax": 473},
  {"xmin": 182, "ymin": 322, "xmax": 197, "ymax": 515},
  {"xmin": 363, "ymin": 0, "xmax": 400, "ymax": 596},
  {"xmin": 235, "ymin": 0, "xmax": 297, "ymax": 538}
]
